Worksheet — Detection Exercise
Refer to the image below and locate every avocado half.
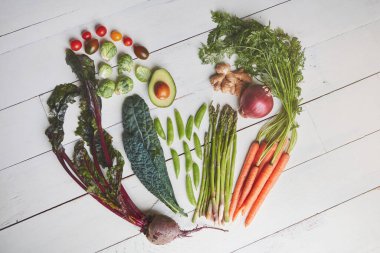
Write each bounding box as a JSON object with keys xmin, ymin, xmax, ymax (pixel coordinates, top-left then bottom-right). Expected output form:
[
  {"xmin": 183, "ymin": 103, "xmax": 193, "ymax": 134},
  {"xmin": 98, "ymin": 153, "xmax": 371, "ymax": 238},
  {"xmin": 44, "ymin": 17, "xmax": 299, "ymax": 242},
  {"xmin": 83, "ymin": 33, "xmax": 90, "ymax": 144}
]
[{"xmin": 148, "ymin": 68, "xmax": 176, "ymax": 108}]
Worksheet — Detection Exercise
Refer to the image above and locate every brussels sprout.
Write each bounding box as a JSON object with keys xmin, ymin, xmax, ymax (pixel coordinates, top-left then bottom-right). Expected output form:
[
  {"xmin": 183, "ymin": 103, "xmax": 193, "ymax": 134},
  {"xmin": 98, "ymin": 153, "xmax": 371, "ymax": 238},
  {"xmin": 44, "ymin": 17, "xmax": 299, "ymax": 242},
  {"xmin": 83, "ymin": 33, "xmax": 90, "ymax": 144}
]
[
  {"xmin": 115, "ymin": 75, "xmax": 134, "ymax": 95},
  {"xmin": 98, "ymin": 62, "xmax": 113, "ymax": 78},
  {"xmin": 100, "ymin": 41, "xmax": 117, "ymax": 61},
  {"xmin": 97, "ymin": 79, "xmax": 116, "ymax": 98},
  {"xmin": 118, "ymin": 53, "xmax": 133, "ymax": 75},
  {"xmin": 135, "ymin": 65, "xmax": 151, "ymax": 83}
]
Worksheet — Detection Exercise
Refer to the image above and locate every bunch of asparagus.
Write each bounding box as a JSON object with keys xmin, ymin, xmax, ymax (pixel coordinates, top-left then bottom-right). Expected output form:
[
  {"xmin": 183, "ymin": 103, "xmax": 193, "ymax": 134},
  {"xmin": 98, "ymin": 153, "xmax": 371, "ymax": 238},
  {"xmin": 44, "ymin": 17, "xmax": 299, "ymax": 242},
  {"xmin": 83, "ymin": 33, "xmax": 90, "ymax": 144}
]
[{"xmin": 192, "ymin": 103, "xmax": 237, "ymax": 224}]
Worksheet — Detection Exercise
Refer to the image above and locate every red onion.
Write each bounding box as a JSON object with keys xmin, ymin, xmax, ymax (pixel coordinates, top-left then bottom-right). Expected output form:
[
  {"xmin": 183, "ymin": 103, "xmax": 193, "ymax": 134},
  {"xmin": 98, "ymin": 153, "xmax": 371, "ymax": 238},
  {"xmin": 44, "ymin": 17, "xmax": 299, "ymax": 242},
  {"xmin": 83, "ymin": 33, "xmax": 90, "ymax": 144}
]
[{"xmin": 239, "ymin": 84, "xmax": 274, "ymax": 118}]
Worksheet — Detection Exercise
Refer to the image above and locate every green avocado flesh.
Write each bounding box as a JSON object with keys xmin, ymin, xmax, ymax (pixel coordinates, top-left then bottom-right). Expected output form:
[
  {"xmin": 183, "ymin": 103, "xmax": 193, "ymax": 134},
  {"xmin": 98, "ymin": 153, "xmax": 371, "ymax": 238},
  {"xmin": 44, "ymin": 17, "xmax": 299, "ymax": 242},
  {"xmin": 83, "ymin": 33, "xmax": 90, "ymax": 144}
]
[{"xmin": 148, "ymin": 68, "xmax": 176, "ymax": 108}]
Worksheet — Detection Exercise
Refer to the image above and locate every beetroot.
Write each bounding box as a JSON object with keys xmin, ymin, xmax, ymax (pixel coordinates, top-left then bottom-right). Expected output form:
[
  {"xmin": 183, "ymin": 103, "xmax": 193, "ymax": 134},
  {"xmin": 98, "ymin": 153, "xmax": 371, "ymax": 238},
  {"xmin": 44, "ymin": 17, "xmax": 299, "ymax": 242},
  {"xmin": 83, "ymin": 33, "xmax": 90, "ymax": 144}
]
[
  {"xmin": 239, "ymin": 84, "xmax": 274, "ymax": 118},
  {"xmin": 144, "ymin": 215, "xmax": 227, "ymax": 245}
]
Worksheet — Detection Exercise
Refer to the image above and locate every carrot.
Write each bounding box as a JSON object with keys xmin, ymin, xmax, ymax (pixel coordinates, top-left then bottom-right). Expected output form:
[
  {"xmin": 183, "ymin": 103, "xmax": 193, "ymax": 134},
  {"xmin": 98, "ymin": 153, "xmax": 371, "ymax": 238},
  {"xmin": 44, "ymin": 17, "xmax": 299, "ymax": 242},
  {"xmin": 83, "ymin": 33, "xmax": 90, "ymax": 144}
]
[
  {"xmin": 229, "ymin": 141, "xmax": 259, "ymax": 218},
  {"xmin": 233, "ymin": 165, "xmax": 258, "ymax": 220},
  {"xmin": 245, "ymin": 152, "xmax": 290, "ymax": 226},
  {"xmin": 252, "ymin": 141, "xmax": 267, "ymax": 166},
  {"xmin": 257, "ymin": 142, "xmax": 278, "ymax": 172}
]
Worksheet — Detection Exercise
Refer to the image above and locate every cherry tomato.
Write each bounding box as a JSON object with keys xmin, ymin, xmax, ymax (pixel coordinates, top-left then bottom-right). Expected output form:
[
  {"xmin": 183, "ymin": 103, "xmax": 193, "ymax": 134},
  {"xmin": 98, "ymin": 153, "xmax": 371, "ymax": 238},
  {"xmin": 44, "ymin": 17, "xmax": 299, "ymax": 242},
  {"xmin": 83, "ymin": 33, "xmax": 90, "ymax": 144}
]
[
  {"xmin": 110, "ymin": 30, "xmax": 122, "ymax": 41},
  {"xmin": 123, "ymin": 36, "xmax": 133, "ymax": 46},
  {"xmin": 81, "ymin": 31, "xmax": 91, "ymax": 40},
  {"xmin": 70, "ymin": 39, "xmax": 82, "ymax": 51},
  {"xmin": 95, "ymin": 25, "xmax": 107, "ymax": 37},
  {"xmin": 134, "ymin": 45, "xmax": 149, "ymax": 60}
]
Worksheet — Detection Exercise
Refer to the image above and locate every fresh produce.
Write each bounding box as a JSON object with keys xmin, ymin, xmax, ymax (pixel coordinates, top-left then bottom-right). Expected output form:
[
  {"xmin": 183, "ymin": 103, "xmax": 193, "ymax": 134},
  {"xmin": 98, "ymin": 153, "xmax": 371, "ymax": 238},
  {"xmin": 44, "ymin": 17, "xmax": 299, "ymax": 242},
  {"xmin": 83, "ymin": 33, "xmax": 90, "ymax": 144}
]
[
  {"xmin": 199, "ymin": 11, "xmax": 305, "ymax": 226},
  {"xmin": 209, "ymin": 63, "xmax": 252, "ymax": 96},
  {"xmin": 118, "ymin": 53, "xmax": 133, "ymax": 74},
  {"xmin": 100, "ymin": 41, "xmax": 117, "ymax": 61},
  {"xmin": 174, "ymin": 109, "xmax": 184, "ymax": 139},
  {"xmin": 193, "ymin": 133, "xmax": 202, "ymax": 159},
  {"xmin": 194, "ymin": 103, "xmax": 207, "ymax": 128},
  {"xmin": 111, "ymin": 30, "xmax": 122, "ymax": 41},
  {"xmin": 170, "ymin": 148, "xmax": 180, "ymax": 178},
  {"xmin": 186, "ymin": 174, "xmax": 196, "ymax": 206},
  {"xmin": 193, "ymin": 162, "xmax": 200, "ymax": 188},
  {"xmin": 95, "ymin": 25, "xmax": 107, "ymax": 37},
  {"xmin": 135, "ymin": 65, "xmax": 151, "ymax": 83},
  {"xmin": 154, "ymin": 118, "xmax": 166, "ymax": 140},
  {"xmin": 84, "ymin": 38, "xmax": 99, "ymax": 55},
  {"xmin": 192, "ymin": 104, "xmax": 237, "ymax": 223},
  {"xmin": 81, "ymin": 31, "xmax": 91, "ymax": 40},
  {"xmin": 185, "ymin": 115, "xmax": 194, "ymax": 140},
  {"xmin": 166, "ymin": 117, "xmax": 174, "ymax": 146},
  {"xmin": 134, "ymin": 45, "xmax": 149, "ymax": 60},
  {"xmin": 70, "ymin": 39, "xmax": 82, "ymax": 51},
  {"xmin": 45, "ymin": 50, "xmax": 224, "ymax": 245},
  {"xmin": 148, "ymin": 69, "xmax": 176, "ymax": 108},
  {"xmin": 115, "ymin": 76, "xmax": 134, "ymax": 95},
  {"xmin": 97, "ymin": 79, "xmax": 116, "ymax": 98},
  {"xmin": 239, "ymin": 84, "xmax": 274, "ymax": 118},
  {"xmin": 122, "ymin": 95, "xmax": 186, "ymax": 216},
  {"xmin": 98, "ymin": 62, "xmax": 112, "ymax": 78},
  {"xmin": 123, "ymin": 36, "xmax": 133, "ymax": 46}
]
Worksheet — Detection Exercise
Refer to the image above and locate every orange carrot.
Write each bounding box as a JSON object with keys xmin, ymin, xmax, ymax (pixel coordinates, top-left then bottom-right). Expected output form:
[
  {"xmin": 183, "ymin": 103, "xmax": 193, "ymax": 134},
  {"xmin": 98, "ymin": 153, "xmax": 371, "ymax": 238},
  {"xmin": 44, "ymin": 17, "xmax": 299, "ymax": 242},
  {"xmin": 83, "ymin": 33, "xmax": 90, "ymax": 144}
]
[
  {"xmin": 245, "ymin": 152, "xmax": 290, "ymax": 227},
  {"xmin": 229, "ymin": 141, "xmax": 259, "ymax": 218},
  {"xmin": 257, "ymin": 142, "xmax": 278, "ymax": 172},
  {"xmin": 252, "ymin": 141, "xmax": 267, "ymax": 166},
  {"xmin": 233, "ymin": 165, "xmax": 258, "ymax": 220}
]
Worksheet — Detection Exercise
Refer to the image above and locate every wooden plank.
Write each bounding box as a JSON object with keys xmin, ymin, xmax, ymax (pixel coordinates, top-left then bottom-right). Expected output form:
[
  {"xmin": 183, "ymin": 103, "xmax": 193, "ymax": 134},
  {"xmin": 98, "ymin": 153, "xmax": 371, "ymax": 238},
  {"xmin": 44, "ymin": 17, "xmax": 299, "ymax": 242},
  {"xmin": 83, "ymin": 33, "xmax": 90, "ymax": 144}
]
[
  {"xmin": 306, "ymin": 73, "xmax": 380, "ymax": 151},
  {"xmin": 236, "ymin": 188, "xmax": 380, "ymax": 253},
  {"xmin": 99, "ymin": 129, "xmax": 380, "ymax": 253},
  {"xmin": 0, "ymin": 98, "xmax": 50, "ymax": 169},
  {"xmin": 0, "ymin": 0, "xmax": 282, "ymax": 110}
]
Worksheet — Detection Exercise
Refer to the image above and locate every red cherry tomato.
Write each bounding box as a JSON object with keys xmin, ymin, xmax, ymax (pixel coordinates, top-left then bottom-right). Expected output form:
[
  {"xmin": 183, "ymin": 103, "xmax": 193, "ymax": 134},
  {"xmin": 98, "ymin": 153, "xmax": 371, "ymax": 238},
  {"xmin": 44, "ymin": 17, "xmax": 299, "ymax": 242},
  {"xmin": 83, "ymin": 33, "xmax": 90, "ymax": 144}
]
[
  {"xmin": 96, "ymin": 25, "xmax": 107, "ymax": 37},
  {"xmin": 123, "ymin": 36, "xmax": 133, "ymax": 46},
  {"xmin": 81, "ymin": 31, "xmax": 91, "ymax": 40},
  {"xmin": 70, "ymin": 39, "xmax": 82, "ymax": 51}
]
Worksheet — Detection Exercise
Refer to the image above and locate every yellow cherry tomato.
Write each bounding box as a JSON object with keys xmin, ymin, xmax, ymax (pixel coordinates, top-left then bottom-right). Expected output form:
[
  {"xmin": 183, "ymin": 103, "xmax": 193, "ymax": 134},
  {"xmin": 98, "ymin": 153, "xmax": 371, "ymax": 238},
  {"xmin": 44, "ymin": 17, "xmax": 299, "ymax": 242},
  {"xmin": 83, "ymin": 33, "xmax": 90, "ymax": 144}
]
[{"xmin": 110, "ymin": 30, "xmax": 122, "ymax": 41}]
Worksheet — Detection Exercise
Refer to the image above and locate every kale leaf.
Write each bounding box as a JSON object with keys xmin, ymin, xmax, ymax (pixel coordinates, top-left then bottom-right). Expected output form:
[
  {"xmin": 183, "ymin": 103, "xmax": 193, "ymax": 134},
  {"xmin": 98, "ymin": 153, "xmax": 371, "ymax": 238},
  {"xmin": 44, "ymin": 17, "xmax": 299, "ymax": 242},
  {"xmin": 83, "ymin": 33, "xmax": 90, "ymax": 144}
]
[{"xmin": 122, "ymin": 95, "xmax": 186, "ymax": 216}]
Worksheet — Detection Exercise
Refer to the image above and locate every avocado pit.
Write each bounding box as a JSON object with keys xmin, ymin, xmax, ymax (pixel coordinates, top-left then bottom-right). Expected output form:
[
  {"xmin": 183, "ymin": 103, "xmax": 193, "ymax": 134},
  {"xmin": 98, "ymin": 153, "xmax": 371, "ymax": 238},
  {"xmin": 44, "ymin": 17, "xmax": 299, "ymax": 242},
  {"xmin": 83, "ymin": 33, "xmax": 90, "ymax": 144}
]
[{"xmin": 154, "ymin": 82, "xmax": 170, "ymax": 100}]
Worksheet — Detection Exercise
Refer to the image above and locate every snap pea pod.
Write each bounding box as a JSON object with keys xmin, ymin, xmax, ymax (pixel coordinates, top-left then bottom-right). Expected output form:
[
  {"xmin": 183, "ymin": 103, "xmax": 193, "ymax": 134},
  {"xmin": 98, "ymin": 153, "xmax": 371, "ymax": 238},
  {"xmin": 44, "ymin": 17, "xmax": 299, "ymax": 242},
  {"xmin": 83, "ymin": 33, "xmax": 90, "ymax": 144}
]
[
  {"xmin": 174, "ymin": 109, "xmax": 185, "ymax": 140},
  {"xmin": 186, "ymin": 115, "xmax": 194, "ymax": 140},
  {"xmin": 193, "ymin": 162, "xmax": 200, "ymax": 188},
  {"xmin": 183, "ymin": 141, "xmax": 193, "ymax": 173},
  {"xmin": 193, "ymin": 132, "xmax": 202, "ymax": 159},
  {"xmin": 194, "ymin": 103, "xmax": 207, "ymax": 128},
  {"xmin": 167, "ymin": 117, "xmax": 174, "ymax": 146},
  {"xmin": 154, "ymin": 118, "xmax": 166, "ymax": 140},
  {"xmin": 186, "ymin": 174, "xmax": 196, "ymax": 206},
  {"xmin": 170, "ymin": 148, "xmax": 180, "ymax": 178}
]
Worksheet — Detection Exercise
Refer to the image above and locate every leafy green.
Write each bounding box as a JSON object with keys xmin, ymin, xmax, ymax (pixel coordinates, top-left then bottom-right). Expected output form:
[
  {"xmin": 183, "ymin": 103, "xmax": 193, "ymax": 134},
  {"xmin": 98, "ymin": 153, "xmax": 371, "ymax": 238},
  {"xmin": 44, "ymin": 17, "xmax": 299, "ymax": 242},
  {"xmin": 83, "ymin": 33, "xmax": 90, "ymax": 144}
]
[
  {"xmin": 99, "ymin": 62, "xmax": 113, "ymax": 78},
  {"xmin": 115, "ymin": 75, "xmax": 134, "ymax": 95},
  {"xmin": 100, "ymin": 41, "xmax": 117, "ymax": 61},
  {"xmin": 118, "ymin": 53, "xmax": 133, "ymax": 74},
  {"xmin": 135, "ymin": 65, "xmax": 151, "ymax": 82},
  {"xmin": 199, "ymin": 11, "xmax": 305, "ymax": 159},
  {"xmin": 46, "ymin": 50, "xmax": 146, "ymax": 228},
  {"xmin": 122, "ymin": 94, "xmax": 186, "ymax": 216},
  {"xmin": 45, "ymin": 83, "xmax": 79, "ymax": 150}
]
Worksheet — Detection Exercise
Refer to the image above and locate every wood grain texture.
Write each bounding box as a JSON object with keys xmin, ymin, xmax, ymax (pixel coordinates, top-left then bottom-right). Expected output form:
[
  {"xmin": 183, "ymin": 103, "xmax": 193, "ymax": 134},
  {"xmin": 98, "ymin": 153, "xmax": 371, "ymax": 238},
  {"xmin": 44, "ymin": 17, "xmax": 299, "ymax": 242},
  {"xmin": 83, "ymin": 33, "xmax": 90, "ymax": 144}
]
[{"xmin": 237, "ymin": 188, "xmax": 380, "ymax": 253}]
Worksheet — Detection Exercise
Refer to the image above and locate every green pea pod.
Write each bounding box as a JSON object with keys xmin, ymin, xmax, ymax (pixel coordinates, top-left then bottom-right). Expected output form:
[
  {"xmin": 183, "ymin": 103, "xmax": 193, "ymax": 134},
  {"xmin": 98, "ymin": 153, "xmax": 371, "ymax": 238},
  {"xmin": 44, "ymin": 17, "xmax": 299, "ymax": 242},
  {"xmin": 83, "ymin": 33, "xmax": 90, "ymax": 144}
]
[
  {"xmin": 174, "ymin": 109, "xmax": 185, "ymax": 139},
  {"xmin": 194, "ymin": 103, "xmax": 207, "ymax": 128},
  {"xmin": 186, "ymin": 115, "xmax": 194, "ymax": 140},
  {"xmin": 167, "ymin": 117, "xmax": 174, "ymax": 146},
  {"xmin": 186, "ymin": 174, "xmax": 196, "ymax": 206},
  {"xmin": 192, "ymin": 162, "xmax": 200, "ymax": 188},
  {"xmin": 170, "ymin": 148, "xmax": 180, "ymax": 178},
  {"xmin": 183, "ymin": 141, "xmax": 193, "ymax": 173},
  {"xmin": 154, "ymin": 118, "xmax": 166, "ymax": 140},
  {"xmin": 193, "ymin": 132, "xmax": 202, "ymax": 159}
]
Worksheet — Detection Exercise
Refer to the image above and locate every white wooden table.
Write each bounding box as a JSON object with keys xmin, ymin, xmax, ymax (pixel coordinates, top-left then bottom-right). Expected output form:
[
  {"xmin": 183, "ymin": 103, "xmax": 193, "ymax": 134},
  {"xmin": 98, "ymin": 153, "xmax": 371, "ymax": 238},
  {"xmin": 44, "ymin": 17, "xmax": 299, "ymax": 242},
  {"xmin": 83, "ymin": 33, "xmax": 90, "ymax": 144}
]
[{"xmin": 1, "ymin": 0, "xmax": 380, "ymax": 252}]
